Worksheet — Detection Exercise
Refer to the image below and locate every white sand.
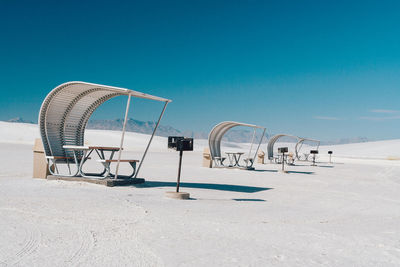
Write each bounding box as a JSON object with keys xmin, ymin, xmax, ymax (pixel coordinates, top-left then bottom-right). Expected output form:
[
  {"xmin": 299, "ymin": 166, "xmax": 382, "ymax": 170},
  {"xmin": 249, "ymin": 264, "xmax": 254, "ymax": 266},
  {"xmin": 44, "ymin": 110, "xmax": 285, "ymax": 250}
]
[{"xmin": 1, "ymin": 122, "xmax": 400, "ymax": 266}]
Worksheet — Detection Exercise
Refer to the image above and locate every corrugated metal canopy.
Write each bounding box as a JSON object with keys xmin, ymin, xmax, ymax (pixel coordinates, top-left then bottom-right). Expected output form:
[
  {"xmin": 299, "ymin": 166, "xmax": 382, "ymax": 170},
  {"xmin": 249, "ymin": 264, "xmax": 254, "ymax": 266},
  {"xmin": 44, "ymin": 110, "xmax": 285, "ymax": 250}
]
[
  {"xmin": 295, "ymin": 138, "xmax": 320, "ymax": 159},
  {"xmin": 267, "ymin": 134, "xmax": 299, "ymax": 160},
  {"xmin": 208, "ymin": 121, "xmax": 265, "ymax": 160},
  {"xmin": 39, "ymin": 81, "xmax": 171, "ymax": 158},
  {"xmin": 267, "ymin": 134, "xmax": 320, "ymax": 160}
]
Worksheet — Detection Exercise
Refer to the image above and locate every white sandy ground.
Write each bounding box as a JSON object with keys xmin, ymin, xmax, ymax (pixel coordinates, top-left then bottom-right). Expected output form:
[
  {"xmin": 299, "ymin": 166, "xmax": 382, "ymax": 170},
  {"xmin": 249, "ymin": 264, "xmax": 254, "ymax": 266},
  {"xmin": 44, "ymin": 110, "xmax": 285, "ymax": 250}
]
[{"xmin": 1, "ymin": 121, "xmax": 400, "ymax": 266}]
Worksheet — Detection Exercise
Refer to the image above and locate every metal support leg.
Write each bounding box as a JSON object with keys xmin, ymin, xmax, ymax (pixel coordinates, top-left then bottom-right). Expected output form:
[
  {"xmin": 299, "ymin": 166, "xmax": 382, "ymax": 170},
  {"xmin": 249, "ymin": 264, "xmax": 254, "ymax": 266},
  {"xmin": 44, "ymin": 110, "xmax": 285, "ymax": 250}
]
[
  {"xmin": 135, "ymin": 101, "xmax": 169, "ymax": 178},
  {"xmin": 115, "ymin": 95, "xmax": 132, "ymax": 179},
  {"xmin": 48, "ymin": 158, "xmax": 57, "ymax": 175}
]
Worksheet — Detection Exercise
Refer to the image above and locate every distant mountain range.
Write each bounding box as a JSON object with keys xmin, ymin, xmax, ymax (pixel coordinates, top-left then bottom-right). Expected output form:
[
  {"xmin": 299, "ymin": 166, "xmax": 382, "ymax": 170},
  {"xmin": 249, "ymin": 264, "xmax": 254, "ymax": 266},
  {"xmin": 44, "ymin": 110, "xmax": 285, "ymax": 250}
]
[
  {"xmin": 4, "ymin": 117, "xmax": 372, "ymax": 144},
  {"xmin": 7, "ymin": 117, "xmax": 34, "ymax": 124},
  {"xmin": 86, "ymin": 118, "xmax": 265, "ymax": 143},
  {"xmin": 87, "ymin": 118, "xmax": 182, "ymax": 137}
]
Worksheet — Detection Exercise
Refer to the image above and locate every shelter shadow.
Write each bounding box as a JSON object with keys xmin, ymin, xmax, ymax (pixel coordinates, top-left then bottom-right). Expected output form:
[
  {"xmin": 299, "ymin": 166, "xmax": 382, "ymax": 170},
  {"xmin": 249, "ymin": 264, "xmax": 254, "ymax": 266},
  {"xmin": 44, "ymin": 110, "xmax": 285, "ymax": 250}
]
[
  {"xmin": 136, "ymin": 181, "xmax": 273, "ymax": 193},
  {"xmin": 286, "ymin": 171, "xmax": 315, "ymax": 175},
  {"xmin": 232, "ymin": 198, "xmax": 266, "ymax": 202},
  {"xmin": 251, "ymin": 169, "xmax": 278, "ymax": 173},
  {"xmin": 317, "ymin": 165, "xmax": 334, "ymax": 168}
]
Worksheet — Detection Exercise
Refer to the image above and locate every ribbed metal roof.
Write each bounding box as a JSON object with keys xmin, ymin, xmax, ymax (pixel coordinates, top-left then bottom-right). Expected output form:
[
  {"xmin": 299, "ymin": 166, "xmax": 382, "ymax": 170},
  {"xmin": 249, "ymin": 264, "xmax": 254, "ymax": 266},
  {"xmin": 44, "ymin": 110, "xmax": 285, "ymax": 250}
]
[
  {"xmin": 208, "ymin": 121, "xmax": 265, "ymax": 160},
  {"xmin": 267, "ymin": 134, "xmax": 320, "ymax": 160},
  {"xmin": 267, "ymin": 134, "xmax": 299, "ymax": 160},
  {"xmin": 39, "ymin": 81, "xmax": 171, "ymax": 158},
  {"xmin": 295, "ymin": 138, "xmax": 320, "ymax": 159}
]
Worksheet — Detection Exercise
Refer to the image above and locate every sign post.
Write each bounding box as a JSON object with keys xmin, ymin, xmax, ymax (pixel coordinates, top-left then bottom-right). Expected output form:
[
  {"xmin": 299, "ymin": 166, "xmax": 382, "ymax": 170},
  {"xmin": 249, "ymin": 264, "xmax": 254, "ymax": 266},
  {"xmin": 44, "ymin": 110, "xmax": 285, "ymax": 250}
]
[
  {"xmin": 310, "ymin": 150, "xmax": 319, "ymax": 166},
  {"xmin": 176, "ymin": 150, "xmax": 183, "ymax": 192},
  {"xmin": 278, "ymin": 147, "xmax": 288, "ymax": 173},
  {"xmin": 166, "ymin": 136, "xmax": 193, "ymax": 199}
]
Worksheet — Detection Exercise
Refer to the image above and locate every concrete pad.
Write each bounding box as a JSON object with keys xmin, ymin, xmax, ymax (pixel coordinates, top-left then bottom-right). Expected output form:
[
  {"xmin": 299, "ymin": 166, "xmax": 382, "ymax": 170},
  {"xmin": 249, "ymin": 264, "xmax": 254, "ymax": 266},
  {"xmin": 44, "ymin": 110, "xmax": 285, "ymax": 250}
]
[{"xmin": 165, "ymin": 191, "xmax": 190, "ymax": 199}]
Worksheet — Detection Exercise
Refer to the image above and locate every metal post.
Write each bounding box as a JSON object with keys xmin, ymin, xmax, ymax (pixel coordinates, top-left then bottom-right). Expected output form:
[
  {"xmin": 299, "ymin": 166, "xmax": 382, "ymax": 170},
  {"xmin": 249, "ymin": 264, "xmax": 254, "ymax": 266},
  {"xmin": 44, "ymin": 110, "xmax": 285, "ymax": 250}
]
[
  {"xmin": 245, "ymin": 128, "xmax": 256, "ymax": 167},
  {"xmin": 114, "ymin": 94, "xmax": 132, "ymax": 179},
  {"xmin": 329, "ymin": 154, "xmax": 332, "ymax": 164},
  {"xmin": 251, "ymin": 128, "xmax": 266, "ymax": 167},
  {"xmin": 134, "ymin": 101, "xmax": 169, "ymax": 178},
  {"xmin": 176, "ymin": 150, "xmax": 183, "ymax": 192},
  {"xmin": 282, "ymin": 152, "xmax": 285, "ymax": 172},
  {"xmin": 295, "ymin": 140, "xmax": 304, "ymax": 160}
]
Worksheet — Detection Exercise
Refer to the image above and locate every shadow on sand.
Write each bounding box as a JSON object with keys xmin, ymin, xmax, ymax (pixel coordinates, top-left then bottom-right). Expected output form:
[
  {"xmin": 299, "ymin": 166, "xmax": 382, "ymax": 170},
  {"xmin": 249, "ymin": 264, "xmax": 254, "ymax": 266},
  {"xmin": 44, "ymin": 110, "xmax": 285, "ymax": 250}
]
[
  {"xmin": 232, "ymin": 198, "xmax": 266, "ymax": 202},
  {"xmin": 286, "ymin": 171, "xmax": 315, "ymax": 175},
  {"xmin": 317, "ymin": 165, "xmax": 334, "ymax": 168},
  {"xmin": 251, "ymin": 169, "xmax": 278, "ymax": 173},
  {"xmin": 291, "ymin": 164, "xmax": 311, "ymax": 167},
  {"xmin": 136, "ymin": 181, "xmax": 273, "ymax": 193}
]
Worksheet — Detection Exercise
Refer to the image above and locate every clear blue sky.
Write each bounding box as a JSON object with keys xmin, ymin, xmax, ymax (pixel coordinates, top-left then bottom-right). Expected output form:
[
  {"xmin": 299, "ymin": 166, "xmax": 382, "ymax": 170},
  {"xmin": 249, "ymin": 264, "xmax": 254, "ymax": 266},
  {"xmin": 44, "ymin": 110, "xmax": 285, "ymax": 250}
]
[{"xmin": 1, "ymin": 0, "xmax": 399, "ymax": 141}]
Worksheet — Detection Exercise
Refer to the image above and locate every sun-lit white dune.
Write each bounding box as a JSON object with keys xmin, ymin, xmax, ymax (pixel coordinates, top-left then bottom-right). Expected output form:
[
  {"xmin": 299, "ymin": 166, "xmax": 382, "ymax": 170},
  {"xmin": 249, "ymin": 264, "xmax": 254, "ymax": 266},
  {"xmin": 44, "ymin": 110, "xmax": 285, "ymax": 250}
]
[
  {"xmin": 319, "ymin": 139, "xmax": 400, "ymax": 160},
  {"xmin": 2, "ymin": 121, "xmax": 400, "ymax": 160},
  {"xmin": 1, "ymin": 121, "xmax": 400, "ymax": 266}
]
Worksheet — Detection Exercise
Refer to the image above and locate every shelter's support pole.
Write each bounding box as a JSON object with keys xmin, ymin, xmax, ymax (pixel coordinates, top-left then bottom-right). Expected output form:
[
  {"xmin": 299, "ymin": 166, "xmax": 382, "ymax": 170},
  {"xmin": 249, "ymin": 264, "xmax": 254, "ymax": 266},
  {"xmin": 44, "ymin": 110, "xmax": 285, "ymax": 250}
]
[
  {"xmin": 114, "ymin": 94, "xmax": 132, "ymax": 179},
  {"xmin": 251, "ymin": 128, "xmax": 266, "ymax": 166},
  {"xmin": 247, "ymin": 128, "xmax": 256, "ymax": 166},
  {"xmin": 295, "ymin": 140, "xmax": 303, "ymax": 160},
  {"xmin": 134, "ymin": 101, "xmax": 169, "ymax": 178}
]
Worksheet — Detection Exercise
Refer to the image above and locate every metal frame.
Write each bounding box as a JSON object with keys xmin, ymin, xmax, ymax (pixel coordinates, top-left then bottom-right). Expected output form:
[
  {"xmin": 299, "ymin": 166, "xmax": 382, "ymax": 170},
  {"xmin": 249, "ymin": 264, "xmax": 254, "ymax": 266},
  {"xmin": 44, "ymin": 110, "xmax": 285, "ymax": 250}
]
[
  {"xmin": 208, "ymin": 121, "xmax": 266, "ymax": 169},
  {"xmin": 294, "ymin": 138, "xmax": 320, "ymax": 161},
  {"xmin": 39, "ymin": 81, "xmax": 171, "ymax": 179}
]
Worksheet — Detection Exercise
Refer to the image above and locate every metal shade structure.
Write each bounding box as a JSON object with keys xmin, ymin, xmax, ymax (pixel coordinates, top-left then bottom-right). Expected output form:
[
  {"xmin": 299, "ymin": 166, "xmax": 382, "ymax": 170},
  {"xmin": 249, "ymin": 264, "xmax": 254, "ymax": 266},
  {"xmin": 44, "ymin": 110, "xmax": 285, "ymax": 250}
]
[
  {"xmin": 267, "ymin": 134, "xmax": 320, "ymax": 162},
  {"xmin": 267, "ymin": 134, "xmax": 300, "ymax": 160},
  {"xmin": 39, "ymin": 81, "xmax": 171, "ymax": 178},
  {"xmin": 295, "ymin": 138, "xmax": 320, "ymax": 160},
  {"xmin": 208, "ymin": 121, "xmax": 266, "ymax": 168}
]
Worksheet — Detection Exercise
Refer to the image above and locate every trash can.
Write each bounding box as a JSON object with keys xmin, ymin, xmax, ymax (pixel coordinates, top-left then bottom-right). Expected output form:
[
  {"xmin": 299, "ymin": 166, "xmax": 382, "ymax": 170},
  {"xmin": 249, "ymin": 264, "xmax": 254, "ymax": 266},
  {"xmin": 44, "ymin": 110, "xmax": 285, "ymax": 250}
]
[
  {"xmin": 257, "ymin": 150, "xmax": 265, "ymax": 164},
  {"xmin": 202, "ymin": 147, "xmax": 212, "ymax": 168},
  {"xmin": 33, "ymin": 138, "xmax": 51, "ymax": 179}
]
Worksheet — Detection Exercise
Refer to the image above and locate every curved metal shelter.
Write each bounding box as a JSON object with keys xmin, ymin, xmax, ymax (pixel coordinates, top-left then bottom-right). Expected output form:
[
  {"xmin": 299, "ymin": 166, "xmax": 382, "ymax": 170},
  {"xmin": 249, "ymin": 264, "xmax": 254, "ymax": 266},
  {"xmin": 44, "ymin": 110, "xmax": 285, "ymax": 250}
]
[
  {"xmin": 295, "ymin": 138, "xmax": 320, "ymax": 160},
  {"xmin": 208, "ymin": 121, "xmax": 266, "ymax": 168},
  {"xmin": 267, "ymin": 134, "xmax": 299, "ymax": 160},
  {"xmin": 39, "ymin": 81, "xmax": 171, "ymax": 178}
]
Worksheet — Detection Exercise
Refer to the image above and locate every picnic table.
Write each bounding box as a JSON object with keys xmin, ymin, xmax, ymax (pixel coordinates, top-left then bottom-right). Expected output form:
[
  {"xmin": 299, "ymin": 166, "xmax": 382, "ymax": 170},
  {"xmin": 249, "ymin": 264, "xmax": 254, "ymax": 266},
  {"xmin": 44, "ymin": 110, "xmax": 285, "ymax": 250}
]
[
  {"xmin": 225, "ymin": 152, "xmax": 245, "ymax": 167},
  {"xmin": 274, "ymin": 153, "xmax": 295, "ymax": 165},
  {"xmin": 303, "ymin": 153, "xmax": 310, "ymax": 161},
  {"xmin": 63, "ymin": 145, "xmax": 120, "ymax": 178}
]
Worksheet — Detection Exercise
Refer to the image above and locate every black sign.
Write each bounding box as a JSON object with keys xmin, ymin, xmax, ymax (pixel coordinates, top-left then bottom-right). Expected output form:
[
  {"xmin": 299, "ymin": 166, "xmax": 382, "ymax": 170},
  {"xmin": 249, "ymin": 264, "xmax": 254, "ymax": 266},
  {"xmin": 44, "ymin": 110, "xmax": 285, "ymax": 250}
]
[
  {"xmin": 328, "ymin": 151, "xmax": 333, "ymax": 154},
  {"xmin": 168, "ymin": 136, "xmax": 184, "ymax": 149},
  {"xmin": 177, "ymin": 138, "xmax": 194, "ymax": 151},
  {"xmin": 278, "ymin": 147, "xmax": 288, "ymax": 153},
  {"xmin": 310, "ymin": 150, "xmax": 319, "ymax": 154},
  {"xmin": 168, "ymin": 136, "xmax": 194, "ymax": 151}
]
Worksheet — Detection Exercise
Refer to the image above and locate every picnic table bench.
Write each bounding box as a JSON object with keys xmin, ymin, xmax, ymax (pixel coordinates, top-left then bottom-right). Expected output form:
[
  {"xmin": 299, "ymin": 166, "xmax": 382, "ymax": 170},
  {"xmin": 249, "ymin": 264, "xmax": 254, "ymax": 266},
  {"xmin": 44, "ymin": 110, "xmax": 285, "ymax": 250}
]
[{"xmin": 98, "ymin": 159, "xmax": 139, "ymax": 178}]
